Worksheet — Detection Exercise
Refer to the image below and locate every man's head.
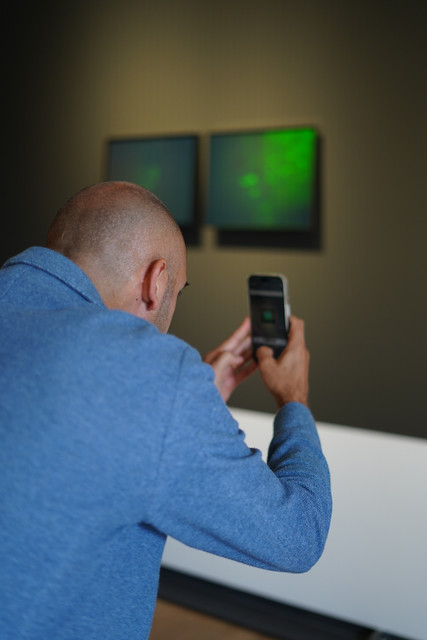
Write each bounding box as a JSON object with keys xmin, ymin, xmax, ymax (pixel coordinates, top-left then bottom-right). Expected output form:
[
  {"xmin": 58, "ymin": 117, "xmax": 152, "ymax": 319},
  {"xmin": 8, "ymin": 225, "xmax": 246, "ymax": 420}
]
[{"xmin": 47, "ymin": 181, "xmax": 187, "ymax": 332}]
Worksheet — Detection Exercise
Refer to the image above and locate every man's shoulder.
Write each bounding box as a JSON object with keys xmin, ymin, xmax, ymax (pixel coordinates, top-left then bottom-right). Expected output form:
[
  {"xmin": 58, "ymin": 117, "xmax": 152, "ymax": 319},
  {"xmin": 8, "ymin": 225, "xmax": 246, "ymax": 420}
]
[{"xmin": 56, "ymin": 306, "xmax": 202, "ymax": 377}]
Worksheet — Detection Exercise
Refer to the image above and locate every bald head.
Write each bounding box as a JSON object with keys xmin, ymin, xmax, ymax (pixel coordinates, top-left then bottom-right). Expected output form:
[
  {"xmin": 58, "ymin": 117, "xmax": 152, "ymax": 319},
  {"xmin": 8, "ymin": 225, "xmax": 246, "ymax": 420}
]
[
  {"xmin": 47, "ymin": 181, "xmax": 183, "ymax": 274},
  {"xmin": 47, "ymin": 181, "xmax": 187, "ymax": 331}
]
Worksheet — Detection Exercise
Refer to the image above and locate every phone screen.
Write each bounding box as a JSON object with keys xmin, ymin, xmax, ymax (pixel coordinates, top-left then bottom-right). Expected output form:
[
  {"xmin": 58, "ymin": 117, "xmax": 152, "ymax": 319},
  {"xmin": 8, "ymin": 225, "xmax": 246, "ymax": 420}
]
[{"xmin": 248, "ymin": 274, "xmax": 290, "ymax": 359}]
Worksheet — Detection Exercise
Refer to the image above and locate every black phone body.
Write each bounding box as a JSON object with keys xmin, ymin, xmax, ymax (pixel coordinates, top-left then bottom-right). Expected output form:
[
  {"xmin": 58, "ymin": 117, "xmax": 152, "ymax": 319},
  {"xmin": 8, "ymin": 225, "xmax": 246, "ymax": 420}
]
[{"xmin": 248, "ymin": 274, "xmax": 291, "ymax": 360}]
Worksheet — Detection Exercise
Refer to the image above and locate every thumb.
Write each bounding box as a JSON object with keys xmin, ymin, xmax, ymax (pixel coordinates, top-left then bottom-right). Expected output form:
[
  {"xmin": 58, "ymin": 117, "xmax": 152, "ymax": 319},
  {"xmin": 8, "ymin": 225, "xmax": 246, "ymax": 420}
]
[{"xmin": 256, "ymin": 345, "xmax": 274, "ymax": 365}]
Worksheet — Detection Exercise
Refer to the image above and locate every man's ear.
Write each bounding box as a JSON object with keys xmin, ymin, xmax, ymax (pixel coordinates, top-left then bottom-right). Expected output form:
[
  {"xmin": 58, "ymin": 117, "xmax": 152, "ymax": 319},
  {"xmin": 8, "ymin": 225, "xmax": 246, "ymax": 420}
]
[{"xmin": 140, "ymin": 259, "xmax": 167, "ymax": 311}]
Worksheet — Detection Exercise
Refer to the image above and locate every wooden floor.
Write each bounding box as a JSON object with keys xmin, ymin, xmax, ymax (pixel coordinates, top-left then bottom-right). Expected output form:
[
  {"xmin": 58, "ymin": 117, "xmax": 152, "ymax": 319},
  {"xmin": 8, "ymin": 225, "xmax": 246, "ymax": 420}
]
[{"xmin": 150, "ymin": 599, "xmax": 275, "ymax": 639}]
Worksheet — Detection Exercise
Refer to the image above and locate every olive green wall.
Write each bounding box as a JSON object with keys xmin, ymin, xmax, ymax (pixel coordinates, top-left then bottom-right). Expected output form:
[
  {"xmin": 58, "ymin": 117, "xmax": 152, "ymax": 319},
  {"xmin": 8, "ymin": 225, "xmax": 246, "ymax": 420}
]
[{"xmin": 3, "ymin": 1, "xmax": 426, "ymax": 437}]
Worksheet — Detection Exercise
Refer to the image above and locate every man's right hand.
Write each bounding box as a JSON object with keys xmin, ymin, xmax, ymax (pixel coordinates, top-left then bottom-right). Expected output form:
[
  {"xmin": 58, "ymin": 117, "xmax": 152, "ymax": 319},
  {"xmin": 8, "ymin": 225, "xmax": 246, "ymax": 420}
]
[{"xmin": 257, "ymin": 316, "xmax": 310, "ymax": 409}]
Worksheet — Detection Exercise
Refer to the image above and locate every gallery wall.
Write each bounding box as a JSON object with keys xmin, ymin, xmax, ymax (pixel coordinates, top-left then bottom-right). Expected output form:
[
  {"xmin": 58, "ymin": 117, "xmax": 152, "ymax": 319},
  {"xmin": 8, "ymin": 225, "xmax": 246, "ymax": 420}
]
[{"xmin": 3, "ymin": 0, "xmax": 426, "ymax": 437}]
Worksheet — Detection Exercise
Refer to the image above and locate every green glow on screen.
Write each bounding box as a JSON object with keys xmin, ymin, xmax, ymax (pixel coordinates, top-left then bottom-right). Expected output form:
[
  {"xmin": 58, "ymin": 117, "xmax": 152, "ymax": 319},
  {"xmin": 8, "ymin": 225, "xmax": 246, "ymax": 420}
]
[
  {"xmin": 208, "ymin": 127, "xmax": 317, "ymax": 230},
  {"xmin": 135, "ymin": 165, "xmax": 162, "ymax": 193},
  {"xmin": 108, "ymin": 136, "xmax": 197, "ymax": 227}
]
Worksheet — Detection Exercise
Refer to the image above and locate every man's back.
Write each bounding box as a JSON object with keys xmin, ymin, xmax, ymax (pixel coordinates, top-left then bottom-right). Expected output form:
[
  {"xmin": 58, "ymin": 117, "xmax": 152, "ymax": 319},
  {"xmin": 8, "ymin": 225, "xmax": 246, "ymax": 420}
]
[{"xmin": 0, "ymin": 248, "xmax": 191, "ymax": 638}]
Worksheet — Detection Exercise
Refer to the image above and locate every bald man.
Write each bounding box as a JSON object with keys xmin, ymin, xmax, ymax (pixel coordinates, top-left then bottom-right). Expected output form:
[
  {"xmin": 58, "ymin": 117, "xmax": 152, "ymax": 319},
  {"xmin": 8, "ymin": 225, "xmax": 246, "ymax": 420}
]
[{"xmin": 0, "ymin": 182, "xmax": 331, "ymax": 640}]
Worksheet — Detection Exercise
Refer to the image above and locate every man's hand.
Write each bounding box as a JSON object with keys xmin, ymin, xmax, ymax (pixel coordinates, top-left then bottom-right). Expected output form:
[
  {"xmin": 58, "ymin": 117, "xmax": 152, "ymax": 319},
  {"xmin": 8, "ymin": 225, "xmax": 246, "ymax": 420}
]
[
  {"xmin": 257, "ymin": 316, "xmax": 310, "ymax": 408},
  {"xmin": 204, "ymin": 317, "xmax": 258, "ymax": 402}
]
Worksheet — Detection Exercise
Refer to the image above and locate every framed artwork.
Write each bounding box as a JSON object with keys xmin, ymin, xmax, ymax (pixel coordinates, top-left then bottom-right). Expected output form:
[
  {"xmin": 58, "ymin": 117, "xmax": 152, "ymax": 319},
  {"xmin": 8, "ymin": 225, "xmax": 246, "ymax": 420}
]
[
  {"xmin": 107, "ymin": 134, "xmax": 199, "ymax": 244},
  {"xmin": 207, "ymin": 127, "xmax": 321, "ymax": 249}
]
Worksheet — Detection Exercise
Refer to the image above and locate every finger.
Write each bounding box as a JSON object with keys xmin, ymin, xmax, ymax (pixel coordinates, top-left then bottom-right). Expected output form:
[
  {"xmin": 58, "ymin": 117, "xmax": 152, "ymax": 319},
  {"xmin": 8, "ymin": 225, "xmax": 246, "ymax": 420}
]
[
  {"xmin": 234, "ymin": 359, "xmax": 258, "ymax": 385},
  {"xmin": 285, "ymin": 316, "xmax": 306, "ymax": 349},
  {"xmin": 217, "ymin": 317, "xmax": 251, "ymax": 352},
  {"xmin": 276, "ymin": 317, "xmax": 309, "ymax": 365},
  {"xmin": 289, "ymin": 315, "xmax": 304, "ymax": 337},
  {"xmin": 238, "ymin": 344, "xmax": 254, "ymax": 364},
  {"xmin": 256, "ymin": 345, "xmax": 275, "ymax": 363},
  {"xmin": 212, "ymin": 350, "xmax": 244, "ymax": 372},
  {"xmin": 223, "ymin": 318, "xmax": 251, "ymax": 350},
  {"xmin": 232, "ymin": 335, "xmax": 252, "ymax": 357},
  {"xmin": 203, "ymin": 336, "xmax": 249, "ymax": 365}
]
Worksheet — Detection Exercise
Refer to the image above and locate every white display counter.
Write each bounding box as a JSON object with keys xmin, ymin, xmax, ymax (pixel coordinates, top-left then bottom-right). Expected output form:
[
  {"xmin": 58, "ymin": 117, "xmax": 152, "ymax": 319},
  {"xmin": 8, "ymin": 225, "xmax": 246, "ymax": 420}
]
[{"xmin": 162, "ymin": 407, "xmax": 427, "ymax": 640}]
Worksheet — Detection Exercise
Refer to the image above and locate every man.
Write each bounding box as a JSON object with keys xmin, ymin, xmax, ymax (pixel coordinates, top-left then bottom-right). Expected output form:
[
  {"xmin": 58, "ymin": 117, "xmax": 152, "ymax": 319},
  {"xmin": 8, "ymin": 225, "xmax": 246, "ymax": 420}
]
[{"xmin": 0, "ymin": 181, "xmax": 332, "ymax": 639}]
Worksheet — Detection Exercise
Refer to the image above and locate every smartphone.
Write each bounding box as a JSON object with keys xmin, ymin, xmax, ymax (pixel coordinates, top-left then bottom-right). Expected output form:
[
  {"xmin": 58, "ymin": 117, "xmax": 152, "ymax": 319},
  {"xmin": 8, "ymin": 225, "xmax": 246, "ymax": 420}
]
[{"xmin": 248, "ymin": 274, "xmax": 291, "ymax": 360}]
